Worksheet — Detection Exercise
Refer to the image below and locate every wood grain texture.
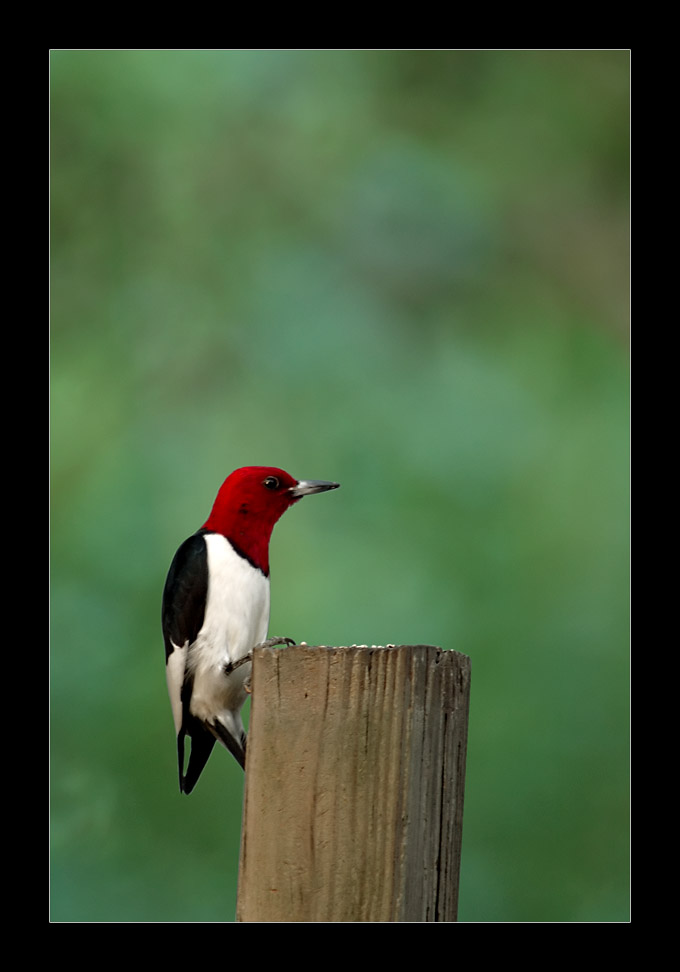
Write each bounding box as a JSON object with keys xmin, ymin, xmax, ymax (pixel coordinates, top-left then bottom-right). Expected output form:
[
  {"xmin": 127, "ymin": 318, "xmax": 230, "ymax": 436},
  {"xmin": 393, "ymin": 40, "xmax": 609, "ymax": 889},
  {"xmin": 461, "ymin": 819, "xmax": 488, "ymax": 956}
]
[{"xmin": 237, "ymin": 644, "xmax": 471, "ymax": 922}]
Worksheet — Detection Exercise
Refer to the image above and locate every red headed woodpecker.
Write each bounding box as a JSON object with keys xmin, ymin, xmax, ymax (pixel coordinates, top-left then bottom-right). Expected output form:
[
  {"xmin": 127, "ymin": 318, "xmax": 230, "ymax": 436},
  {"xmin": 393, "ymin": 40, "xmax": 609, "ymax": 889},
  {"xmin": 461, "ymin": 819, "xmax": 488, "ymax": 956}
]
[{"xmin": 162, "ymin": 466, "xmax": 340, "ymax": 794}]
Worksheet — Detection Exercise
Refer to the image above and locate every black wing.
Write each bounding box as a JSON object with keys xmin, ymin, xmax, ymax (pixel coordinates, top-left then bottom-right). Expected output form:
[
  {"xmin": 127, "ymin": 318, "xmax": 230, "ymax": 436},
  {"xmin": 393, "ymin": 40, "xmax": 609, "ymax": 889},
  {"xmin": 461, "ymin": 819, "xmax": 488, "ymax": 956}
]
[
  {"xmin": 162, "ymin": 531, "xmax": 210, "ymax": 658},
  {"xmin": 162, "ymin": 531, "xmax": 217, "ymax": 793}
]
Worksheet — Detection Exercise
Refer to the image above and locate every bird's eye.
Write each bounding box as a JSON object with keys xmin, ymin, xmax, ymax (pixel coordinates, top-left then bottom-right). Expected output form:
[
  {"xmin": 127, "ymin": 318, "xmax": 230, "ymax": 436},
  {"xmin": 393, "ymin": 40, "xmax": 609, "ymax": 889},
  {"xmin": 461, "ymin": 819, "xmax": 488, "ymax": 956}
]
[{"xmin": 263, "ymin": 476, "xmax": 280, "ymax": 490}]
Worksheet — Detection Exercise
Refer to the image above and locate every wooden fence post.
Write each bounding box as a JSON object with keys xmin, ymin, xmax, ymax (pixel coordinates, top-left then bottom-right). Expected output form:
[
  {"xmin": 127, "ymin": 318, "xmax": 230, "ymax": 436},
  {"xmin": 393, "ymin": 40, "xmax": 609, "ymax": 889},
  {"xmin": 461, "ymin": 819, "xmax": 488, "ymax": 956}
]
[{"xmin": 236, "ymin": 644, "xmax": 471, "ymax": 922}]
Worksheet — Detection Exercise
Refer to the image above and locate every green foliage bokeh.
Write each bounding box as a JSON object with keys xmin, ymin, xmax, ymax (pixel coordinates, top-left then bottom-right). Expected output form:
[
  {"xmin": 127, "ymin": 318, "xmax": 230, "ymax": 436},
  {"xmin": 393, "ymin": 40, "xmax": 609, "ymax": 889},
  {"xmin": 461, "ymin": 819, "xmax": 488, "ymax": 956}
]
[{"xmin": 51, "ymin": 50, "xmax": 629, "ymax": 922}]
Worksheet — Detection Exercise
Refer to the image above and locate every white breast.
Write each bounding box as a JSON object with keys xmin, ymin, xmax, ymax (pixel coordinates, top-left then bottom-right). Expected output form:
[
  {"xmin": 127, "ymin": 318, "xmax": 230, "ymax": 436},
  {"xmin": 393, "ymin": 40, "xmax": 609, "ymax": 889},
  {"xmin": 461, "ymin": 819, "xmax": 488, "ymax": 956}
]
[{"xmin": 188, "ymin": 532, "xmax": 270, "ymax": 723}]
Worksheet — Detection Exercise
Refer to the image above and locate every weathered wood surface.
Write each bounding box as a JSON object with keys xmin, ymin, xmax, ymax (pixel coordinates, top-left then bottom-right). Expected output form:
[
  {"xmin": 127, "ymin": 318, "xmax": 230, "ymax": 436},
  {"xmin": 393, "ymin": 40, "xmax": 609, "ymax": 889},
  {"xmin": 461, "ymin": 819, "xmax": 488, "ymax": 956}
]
[{"xmin": 237, "ymin": 644, "xmax": 471, "ymax": 923}]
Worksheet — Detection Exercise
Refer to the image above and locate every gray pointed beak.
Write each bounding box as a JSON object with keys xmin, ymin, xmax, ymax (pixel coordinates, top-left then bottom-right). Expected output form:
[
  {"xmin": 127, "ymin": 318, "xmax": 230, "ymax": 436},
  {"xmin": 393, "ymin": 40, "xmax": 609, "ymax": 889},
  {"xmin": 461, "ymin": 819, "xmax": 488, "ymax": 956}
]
[{"xmin": 289, "ymin": 479, "xmax": 340, "ymax": 497}]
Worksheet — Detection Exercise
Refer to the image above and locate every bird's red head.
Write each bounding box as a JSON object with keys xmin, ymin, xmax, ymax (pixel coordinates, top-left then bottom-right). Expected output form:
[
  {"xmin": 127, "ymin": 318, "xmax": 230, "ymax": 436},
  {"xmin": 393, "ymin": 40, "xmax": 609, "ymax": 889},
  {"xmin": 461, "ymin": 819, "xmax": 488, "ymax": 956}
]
[{"xmin": 202, "ymin": 466, "xmax": 339, "ymax": 574}]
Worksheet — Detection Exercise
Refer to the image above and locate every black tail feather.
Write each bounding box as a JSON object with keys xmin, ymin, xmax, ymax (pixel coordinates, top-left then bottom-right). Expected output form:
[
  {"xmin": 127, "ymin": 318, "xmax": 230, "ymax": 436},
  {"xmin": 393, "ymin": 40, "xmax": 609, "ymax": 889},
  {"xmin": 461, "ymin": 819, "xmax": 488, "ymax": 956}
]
[
  {"xmin": 179, "ymin": 726, "xmax": 217, "ymax": 794},
  {"xmin": 211, "ymin": 720, "xmax": 246, "ymax": 770}
]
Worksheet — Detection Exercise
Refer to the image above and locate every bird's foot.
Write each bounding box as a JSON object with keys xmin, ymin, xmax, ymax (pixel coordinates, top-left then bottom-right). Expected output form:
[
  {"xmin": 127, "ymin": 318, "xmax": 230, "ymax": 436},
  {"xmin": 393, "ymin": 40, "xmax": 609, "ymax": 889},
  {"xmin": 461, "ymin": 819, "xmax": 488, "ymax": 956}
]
[
  {"xmin": 224, "ymin": 654, "xmax": 250, "ymax": 676},
  {"xmin": 223, "ymin": 637, "xmax": 296, "ymax": 677},
  {"xmin": 256, "ymin": 636, "xmax": 297, "ymax": 650}
]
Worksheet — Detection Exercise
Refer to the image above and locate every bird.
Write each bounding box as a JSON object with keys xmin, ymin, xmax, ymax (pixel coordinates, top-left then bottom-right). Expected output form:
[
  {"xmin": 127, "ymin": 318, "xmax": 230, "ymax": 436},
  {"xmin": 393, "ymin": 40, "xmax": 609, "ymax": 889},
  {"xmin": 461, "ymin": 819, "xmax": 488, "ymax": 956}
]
[{"xmin": 161, "ymin": 465, "xmax": 340, "ymax": 794}]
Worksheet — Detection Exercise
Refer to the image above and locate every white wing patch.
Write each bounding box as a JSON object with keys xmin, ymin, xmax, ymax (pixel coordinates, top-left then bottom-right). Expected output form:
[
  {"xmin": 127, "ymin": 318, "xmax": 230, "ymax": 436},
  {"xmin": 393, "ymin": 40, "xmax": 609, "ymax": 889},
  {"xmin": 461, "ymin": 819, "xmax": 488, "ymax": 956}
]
[{"xmin": 166, "ymin": 641, "xmax": 188, "ymax": 735}]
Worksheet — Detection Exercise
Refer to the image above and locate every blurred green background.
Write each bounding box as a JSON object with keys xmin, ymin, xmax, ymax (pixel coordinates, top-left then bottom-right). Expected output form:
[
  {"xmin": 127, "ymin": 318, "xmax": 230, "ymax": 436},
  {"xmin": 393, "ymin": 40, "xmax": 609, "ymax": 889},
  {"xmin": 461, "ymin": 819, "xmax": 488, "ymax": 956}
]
[{"xmin": 50, "ymin": 50, "xmax": 629, "ymax": 923}]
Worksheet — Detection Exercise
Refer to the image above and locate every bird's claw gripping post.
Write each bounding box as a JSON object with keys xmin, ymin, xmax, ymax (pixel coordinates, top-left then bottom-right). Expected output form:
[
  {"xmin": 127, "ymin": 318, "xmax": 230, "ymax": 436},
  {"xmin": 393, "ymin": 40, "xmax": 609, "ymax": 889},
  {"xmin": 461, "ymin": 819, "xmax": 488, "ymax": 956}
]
[
  {"xmin": 258, "ymin": 636, "xmax": 297, "ymax": 650},
  {"xmin": 223, "ymin": 637, "xmax": 297, "ymax": 677}
]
